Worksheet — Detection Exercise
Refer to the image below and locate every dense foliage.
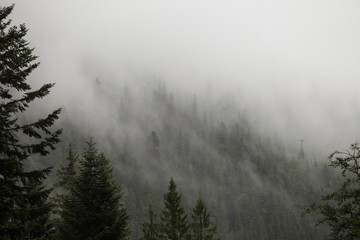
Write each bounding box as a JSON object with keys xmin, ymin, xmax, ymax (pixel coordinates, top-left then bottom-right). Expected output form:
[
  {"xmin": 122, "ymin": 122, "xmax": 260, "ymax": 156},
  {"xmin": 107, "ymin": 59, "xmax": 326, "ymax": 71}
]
[
  {"xmin": 161, "ymin": 178, "xmax": 189, "ymax": 240},
  {"xmin": 190, "ymin": 197, "xmax": 218, "ymax": 240},
  {"xmin": 0, "ymin": 5, "xmax": 61, "ymax": 239},
  {"xmin": 305, "ymin": 143, "xmax": 360, "ymax": 239},
  {"xmin": 55, "ymin": 144, "xmax": 78, "ymax": 191},
  {"xmin": 140, "ymin": 204, "xmax": 161, "ymax": 240},
  {"xmin": 56, "ymin": 139, "xmax": 130, "ymax": 240}
]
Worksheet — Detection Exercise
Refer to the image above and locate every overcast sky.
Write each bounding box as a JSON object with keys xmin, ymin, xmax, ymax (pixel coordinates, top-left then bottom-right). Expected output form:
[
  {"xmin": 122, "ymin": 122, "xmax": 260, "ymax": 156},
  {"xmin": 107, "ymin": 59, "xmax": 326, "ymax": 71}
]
[{"xmin": 8, "ymin": 0, "xmax": 360, "ymax": 157}]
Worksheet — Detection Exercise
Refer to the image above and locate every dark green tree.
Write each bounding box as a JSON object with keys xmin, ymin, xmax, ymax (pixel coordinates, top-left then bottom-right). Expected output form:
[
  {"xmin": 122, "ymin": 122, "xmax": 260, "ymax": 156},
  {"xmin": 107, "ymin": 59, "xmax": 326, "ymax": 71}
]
[
  {"xmin": 55, "ymin": 144, "xmax": 78, "ymax": 191},
  {"xmin": 57, "ymin": 139, "xmax": 129, "ymax": 240},
  {"xmin": 304, "ymin": 143, "xmax": 360, "ymax": 240},
  {"xmin": 140, "ymin": 204, "xmax": 161, "ymax": 240},
  {"xmin": 53, "ymin": 144, "xmax": 78, "ymax": 220},
  {"xmin": 0, "ymin": 4, "xmax": 62, "ymax": 239},
  {"xmin": 190, "ymin": 197, "xmax": 218, "ymax": 240},
  {"xmin": 161, "ymin": 178, "xmax": 189, "ymax": 240}
]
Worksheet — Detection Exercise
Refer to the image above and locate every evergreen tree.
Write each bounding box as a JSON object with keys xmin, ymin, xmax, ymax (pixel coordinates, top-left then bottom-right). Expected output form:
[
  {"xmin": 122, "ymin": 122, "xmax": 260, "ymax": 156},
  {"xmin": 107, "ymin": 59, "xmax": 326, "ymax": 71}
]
[
  {"xmin": 57, "ymin": 139, "xmax": 129, "ymax": 240},
  {"xmin": 0, "ymin": 5, "xmax": 61, "ymax": 239},
  {"xmin": 140, "ymin": 204, "xmax": 161, "ymax": 240},
  {"xmin": 53, "ymin": 144, "xmax": 78, "ymax": 221},
  {"xmin": 20, "ymin": 171, "xmax": 55, "ymax": 240},
  {"xmin": 190, "ymin": 197, "xmax": 218, "ymax": 240},
  {"xmin": 161, "ymin": 178, "xmax": 189, "ymax": 240},
  {"xmin": 55, "ymin": 144, "xmax": 78, "ymax": 191}
]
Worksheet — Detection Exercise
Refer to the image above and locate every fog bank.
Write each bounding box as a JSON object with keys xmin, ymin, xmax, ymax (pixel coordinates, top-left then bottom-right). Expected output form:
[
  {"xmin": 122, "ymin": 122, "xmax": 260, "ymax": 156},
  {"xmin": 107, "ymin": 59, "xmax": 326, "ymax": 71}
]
[{"xmin": 9, "ymin": 0, "xmax": 360, "ymax": 157}]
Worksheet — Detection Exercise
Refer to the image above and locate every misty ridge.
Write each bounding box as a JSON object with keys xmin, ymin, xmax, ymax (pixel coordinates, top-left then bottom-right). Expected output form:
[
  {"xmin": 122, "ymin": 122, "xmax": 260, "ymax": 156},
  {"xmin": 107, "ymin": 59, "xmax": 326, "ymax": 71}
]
[
  {"xmin": 37, "ymin": 70, "xmax": 337, "ymax": 240},
  {"xmin": 3, "ymin": 1, "xmax": 360, "ymax": 240},
  {"xmin": 14, "ymin": 0, "xmax": 360, "ymax": 157}
]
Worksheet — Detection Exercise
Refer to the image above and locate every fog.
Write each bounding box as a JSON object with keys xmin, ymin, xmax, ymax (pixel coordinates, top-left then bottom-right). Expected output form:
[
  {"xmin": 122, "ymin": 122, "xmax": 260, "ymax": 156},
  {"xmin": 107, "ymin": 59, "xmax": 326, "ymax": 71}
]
[
  {"xmin": 10, "ymin": 0, "xmax": 360, "ymax": 157},
  {"xmin": 6, "ymin": 2, "xmax": 360, "ymax": 238}
]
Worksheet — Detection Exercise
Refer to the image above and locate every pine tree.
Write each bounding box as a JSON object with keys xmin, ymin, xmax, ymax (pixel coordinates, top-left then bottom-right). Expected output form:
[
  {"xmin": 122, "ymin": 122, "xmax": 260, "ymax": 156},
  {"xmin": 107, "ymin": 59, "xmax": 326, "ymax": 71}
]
[
  {"xmin": 55, "ymin": 144, "xmax": 78, "ymax": 191},
  {"xmin": 0, "ymin": 4, "xmax": 62, "ymax": 239},
  {"xmin": 20, "ymin": 170, "xmax": 55, "ymax": 239},
  {"xmin": 161, "ymin": 178, "xmax": 189, "ymax": 240},
  {"xmin": 57, "ymin": 139, "xmax": 130, "ymax": 240},
  {"xmin": 190, "ymin": 197, "xmax": 218, "ymax": 240},
  {"xmin": 140, "ymin": 204, "xmax": 161, "ymax": 240},
  {"xmin": 53, "ymin": 144, "xmax": 78, "ymax": 221}
]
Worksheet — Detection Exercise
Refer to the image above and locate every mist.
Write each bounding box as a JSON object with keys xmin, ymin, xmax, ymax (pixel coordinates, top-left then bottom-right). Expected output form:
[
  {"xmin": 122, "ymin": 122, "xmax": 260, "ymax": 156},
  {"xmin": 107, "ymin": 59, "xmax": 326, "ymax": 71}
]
[
  {"xmin": 5, "ymin": 1, "xmax": 360, "ymax": 239},
  {"xmin": 10, "ymin": 0, "xmax": 360, "ymax": 159},
  {"xmin": 10, "ymin": 0, "xmax": 360, "ymax": 157}
]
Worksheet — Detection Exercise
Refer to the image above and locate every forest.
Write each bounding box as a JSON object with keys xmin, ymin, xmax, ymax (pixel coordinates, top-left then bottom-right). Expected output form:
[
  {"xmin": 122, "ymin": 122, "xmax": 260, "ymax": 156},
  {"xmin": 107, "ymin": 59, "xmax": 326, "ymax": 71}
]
[{"xmin": 2, "ymin": 3, "xmax": 360, "ymax": 240}]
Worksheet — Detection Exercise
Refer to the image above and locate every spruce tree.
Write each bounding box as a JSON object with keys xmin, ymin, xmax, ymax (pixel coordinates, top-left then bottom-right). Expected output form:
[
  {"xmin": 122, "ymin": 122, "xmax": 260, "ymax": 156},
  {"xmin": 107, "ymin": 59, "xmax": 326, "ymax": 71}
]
[
  {"xmin": 57, "ymin": 139, "xmax": 129, "ymax": 240},
  {"xmin": 20, "ymin": 170, "xmax": 55, "ymax": 239},
  {"xmin": 190, "ymin": 197, "xmax": 218, "ymax": 240},
  {"xmin": 55, "ymin": 144, "xmax": 78, "ymax": 191},
  {"xmin": 140, "ymin": 204, "xmax": 161, "ymax": 240},
  {"xmin": 53, "ymin": 144, "xmax": 78, "ymax": 222},
  {"xmin": 0, "ymin": 4, "xmax": 62, "ymax": 239},
  {"xmin": 161, "ymin": 178, "xmax": 189, "ymax": 240}
]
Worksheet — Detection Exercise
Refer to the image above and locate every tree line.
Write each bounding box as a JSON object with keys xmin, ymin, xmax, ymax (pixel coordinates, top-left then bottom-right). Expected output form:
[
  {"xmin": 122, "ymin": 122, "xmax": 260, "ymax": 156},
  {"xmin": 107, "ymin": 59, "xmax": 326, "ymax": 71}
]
[
  {"xmin": 0, "ymin": 6, "xmax": 219, "ymax": 238},
  {"xmin": 53, "ymin": 141, "xmax": 218, "ymax": 240}
]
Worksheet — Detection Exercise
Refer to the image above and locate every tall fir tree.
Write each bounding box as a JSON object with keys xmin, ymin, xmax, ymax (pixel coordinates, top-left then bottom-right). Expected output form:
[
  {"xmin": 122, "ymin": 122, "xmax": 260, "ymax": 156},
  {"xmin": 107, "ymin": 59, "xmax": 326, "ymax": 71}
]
[
  {"xmin": 190, "ymin": 197, "xmax": 218, "ymax": 240},
  {"xmin": 0, "ymin": 4, "xmax": 62, "ymax": 239},
  {"xmin": 52, "ymin": 144, "xmax": 78, "ymax": 222},
  {"xmin": 140, "ymin": 204, "xmax": 161, "ymax": 240},
  {"xmin": 55, "ymin": 144, "xmax": 78, "ymax": 191},
  {"xmin": 161, "ymin": 178, "xmax": 189, "ymax": 240},
  {"xmin": 57, "ymin": 139, "xmax": 129, "ymax": 240}
]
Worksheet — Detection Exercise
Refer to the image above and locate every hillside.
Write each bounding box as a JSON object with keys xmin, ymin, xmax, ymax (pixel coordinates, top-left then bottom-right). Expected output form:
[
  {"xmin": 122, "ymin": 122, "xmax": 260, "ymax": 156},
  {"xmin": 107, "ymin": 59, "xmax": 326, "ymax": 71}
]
[{"xmin": 36, "ymin": 78, "xmax": 339, "ymax": 240}]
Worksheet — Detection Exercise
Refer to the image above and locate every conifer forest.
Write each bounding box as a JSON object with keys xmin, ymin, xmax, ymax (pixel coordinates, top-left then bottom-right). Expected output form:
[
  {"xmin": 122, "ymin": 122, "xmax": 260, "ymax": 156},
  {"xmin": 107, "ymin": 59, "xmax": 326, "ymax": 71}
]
[{"xmin": 2, "ymin": 2, "xmax": 360, "ymax": 240}]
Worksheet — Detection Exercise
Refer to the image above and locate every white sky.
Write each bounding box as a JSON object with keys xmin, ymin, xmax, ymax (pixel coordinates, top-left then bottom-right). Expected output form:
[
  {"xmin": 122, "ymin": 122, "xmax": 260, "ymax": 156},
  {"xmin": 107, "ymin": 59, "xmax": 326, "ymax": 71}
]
[{"xmin": 8, "ymin": 0, "xmax": 360, "ymax": 156}]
